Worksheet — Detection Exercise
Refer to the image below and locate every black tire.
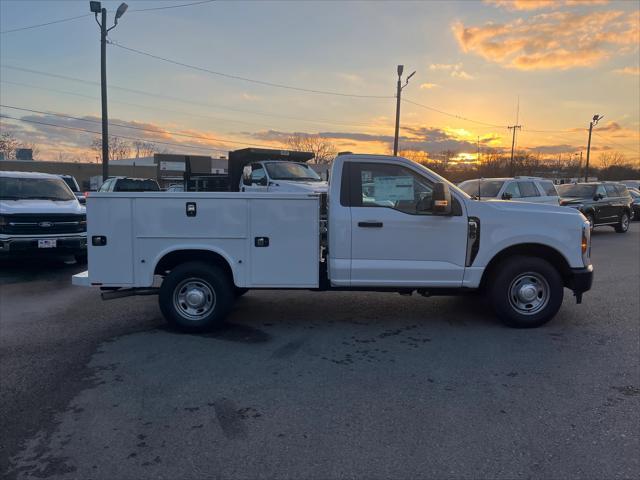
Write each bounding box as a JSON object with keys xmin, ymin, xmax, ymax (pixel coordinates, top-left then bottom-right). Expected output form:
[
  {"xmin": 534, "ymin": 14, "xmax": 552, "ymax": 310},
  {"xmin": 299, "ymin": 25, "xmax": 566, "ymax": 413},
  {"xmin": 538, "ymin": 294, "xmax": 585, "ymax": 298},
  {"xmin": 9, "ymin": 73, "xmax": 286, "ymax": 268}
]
[
  {"xmin": 614, "ymin": 211, "xmax": 630, "ymax": 233},
  {"xmin": 159, "ymin": 261, "xmax": 234, "ymax": 332},
  {"xmin": 234, "ymin": 287, "xmax": 249, "ymax": 297},
  {"xmin": 488, "ymin": 255, "xmax": 564, "ymax": 328}
]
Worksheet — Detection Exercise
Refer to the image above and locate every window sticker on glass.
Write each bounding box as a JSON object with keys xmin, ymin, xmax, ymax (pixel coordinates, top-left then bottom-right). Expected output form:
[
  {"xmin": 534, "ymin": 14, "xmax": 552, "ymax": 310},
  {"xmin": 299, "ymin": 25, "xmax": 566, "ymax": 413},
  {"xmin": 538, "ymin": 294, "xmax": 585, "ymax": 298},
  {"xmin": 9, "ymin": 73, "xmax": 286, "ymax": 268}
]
[{"xmin": 373, "ymin": 176, "xmax": 414, "ymax": 201}]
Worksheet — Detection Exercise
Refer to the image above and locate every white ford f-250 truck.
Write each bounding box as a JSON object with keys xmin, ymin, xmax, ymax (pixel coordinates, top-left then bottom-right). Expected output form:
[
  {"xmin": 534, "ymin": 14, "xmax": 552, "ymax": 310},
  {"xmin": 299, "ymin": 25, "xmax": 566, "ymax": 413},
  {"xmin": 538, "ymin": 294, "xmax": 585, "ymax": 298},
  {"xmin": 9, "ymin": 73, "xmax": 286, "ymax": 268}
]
[{"xmin": 73, "ymin": 154, "xmax": 593, "ymax": 330}]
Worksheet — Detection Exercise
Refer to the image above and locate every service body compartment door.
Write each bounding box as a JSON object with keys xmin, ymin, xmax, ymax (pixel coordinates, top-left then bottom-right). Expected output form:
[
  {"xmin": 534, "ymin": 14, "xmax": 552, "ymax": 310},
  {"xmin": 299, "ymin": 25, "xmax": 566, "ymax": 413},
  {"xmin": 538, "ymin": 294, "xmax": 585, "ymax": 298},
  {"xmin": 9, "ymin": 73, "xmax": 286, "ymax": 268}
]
[
  {"xmin": 87, "ymin": 197, "xmax": 134, "ymax": 285},
  {"xmin": 249, "ymin": 197, "xmax": 319, "ymax": 287}
]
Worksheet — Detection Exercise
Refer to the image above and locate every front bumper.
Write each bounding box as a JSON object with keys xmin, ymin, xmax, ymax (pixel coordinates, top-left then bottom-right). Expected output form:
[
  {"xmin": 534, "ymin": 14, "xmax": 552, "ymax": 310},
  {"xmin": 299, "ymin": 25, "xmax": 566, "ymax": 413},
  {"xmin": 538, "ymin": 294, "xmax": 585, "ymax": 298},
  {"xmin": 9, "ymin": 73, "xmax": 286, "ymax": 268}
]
[
  {"xmin": 566, "ymin": 265, "xmax": 594, "ymax": 303},
  {"xmin": 0, "ymin": 235, "xmax": 87, "ymax": 255}
]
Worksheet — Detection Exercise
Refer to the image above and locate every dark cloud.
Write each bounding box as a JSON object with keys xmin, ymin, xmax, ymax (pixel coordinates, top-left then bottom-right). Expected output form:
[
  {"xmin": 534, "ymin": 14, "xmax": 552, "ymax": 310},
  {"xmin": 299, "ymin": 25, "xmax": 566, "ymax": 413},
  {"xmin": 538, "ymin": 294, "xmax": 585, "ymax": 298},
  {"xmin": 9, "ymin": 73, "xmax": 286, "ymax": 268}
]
[{"xmin": 250, "ymin": 127, "xmax": 490, "ymax": 154}]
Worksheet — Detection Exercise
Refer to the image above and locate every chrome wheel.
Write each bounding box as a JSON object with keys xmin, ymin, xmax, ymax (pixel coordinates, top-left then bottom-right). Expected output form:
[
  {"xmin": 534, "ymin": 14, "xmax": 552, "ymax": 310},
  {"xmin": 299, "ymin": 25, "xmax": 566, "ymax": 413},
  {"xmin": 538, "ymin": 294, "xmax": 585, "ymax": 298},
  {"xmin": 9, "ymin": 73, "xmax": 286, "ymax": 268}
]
[
  {"xmin": 508, "ymin": 272, "xmax": 550, "ymax": 316},
  {"xmin": 173, "ymin": 278, "xmax": 216, "ymax": 321},
  {"xmin": 621, "ymin": 213, "xmax": 629, "ymax": 231}
]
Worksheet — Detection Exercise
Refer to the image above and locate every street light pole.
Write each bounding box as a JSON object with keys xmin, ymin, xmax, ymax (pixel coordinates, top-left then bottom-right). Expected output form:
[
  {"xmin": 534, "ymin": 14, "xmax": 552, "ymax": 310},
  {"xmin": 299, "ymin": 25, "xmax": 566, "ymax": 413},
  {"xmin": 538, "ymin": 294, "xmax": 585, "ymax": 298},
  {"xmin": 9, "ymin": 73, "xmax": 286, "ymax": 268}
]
[
  {"xmin": 393, "ymin": 65, "xmax": 415, "ymax": 156},
  {"xmin": 585, "ymin": 114, "xmax": 603, "ymax": 182},
  {"xmin": 90, "ymin": 1, "xmax": 128, "ymax": 181},
  {"xmin": 100, "ymin": 7, "xmax": 109, "ymax": 182}
]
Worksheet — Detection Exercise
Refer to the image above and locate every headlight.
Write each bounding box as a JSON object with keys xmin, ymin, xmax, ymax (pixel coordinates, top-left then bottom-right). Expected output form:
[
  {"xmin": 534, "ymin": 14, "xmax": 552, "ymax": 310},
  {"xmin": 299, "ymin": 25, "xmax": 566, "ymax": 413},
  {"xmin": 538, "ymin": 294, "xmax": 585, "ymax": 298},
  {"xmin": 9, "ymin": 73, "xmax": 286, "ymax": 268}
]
[{"xmin": 581, "ymin": 221, "xmax": 591, "ymax": 265}]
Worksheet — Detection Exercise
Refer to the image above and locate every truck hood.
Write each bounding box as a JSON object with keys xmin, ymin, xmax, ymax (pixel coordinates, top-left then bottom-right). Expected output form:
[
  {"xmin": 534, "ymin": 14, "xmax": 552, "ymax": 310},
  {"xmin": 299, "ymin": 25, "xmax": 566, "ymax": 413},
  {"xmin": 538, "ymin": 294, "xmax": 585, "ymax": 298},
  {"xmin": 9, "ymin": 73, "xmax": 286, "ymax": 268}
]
[
  {"xmin": 0, "ymin": 199, "xmax": 85, "ymax": 215},
  {"xmin": 269, "ymin": 180, "xmax": 328, "ymax": 193},
  {"xmin": 467, "ymin": 198, "xmax": 583, "ymax": 221}
]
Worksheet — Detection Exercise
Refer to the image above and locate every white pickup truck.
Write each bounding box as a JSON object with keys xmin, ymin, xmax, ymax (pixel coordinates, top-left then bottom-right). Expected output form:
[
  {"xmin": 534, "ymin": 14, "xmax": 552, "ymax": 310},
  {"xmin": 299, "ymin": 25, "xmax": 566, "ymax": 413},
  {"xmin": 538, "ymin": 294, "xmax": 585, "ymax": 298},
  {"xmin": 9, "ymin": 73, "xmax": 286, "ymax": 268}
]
[{"xmin": 73, "ymin": 154, "xmax": 593, "ymax": 330}]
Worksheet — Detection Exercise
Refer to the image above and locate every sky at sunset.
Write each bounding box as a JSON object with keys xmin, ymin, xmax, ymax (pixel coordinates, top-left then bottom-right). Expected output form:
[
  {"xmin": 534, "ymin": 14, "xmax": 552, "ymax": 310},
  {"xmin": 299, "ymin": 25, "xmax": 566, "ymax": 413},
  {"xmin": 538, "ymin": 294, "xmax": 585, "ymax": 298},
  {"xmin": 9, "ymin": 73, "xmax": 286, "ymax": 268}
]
[{"xmin": 1, "ymin": 0, "xmax": 639, "ymax": 164}]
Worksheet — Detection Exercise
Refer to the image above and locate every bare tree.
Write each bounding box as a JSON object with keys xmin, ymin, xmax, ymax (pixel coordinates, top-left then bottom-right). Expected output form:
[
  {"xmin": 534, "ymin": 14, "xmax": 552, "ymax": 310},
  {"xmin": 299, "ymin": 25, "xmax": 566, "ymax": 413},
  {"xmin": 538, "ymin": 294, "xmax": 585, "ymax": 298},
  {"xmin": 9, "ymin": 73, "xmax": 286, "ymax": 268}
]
[
  {"xmin": 598, "ymin": 151, "xmax": 628, "ymax": 168},
  {"xmin": 399, "ymin": 149, "xmax": 430, "ymax": 165},
  {"xmin": 0, "ymin": 131, "xmax": 20, "ymax": 160},
  {"xmin": 91, "ymin": 136, "xmax": 132, "ymax": 161},
  {"xmin": 132, "ymin": 140, "xmax": 156, "ymax": 158},
  {"xmin": 285, "ymin": 134, "xmax": 337, "ymax": 164}
]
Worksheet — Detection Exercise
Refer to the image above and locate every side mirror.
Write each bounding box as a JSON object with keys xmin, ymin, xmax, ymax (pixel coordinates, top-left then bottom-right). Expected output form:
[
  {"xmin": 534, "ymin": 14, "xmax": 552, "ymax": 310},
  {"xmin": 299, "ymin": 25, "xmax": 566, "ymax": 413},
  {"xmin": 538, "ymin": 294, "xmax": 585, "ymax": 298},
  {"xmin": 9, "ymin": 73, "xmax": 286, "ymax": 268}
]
[
  {"xmin": 259, "ymin": 176, "xmax": 268, "ymax": 187},
  {"xmin": 242, "ymin": 166, "xmax": 252, "ymax": 186},
  {"xmin": 593, "ymin": 193, "xmax": 603, "ymax": 201},
  {"xmin": 502, "ymin": 192, "xmax": 513, "ymax": 200},
  {"xmin": 432, "ymin": 182, "xmax": 452, "ymax": 215}
]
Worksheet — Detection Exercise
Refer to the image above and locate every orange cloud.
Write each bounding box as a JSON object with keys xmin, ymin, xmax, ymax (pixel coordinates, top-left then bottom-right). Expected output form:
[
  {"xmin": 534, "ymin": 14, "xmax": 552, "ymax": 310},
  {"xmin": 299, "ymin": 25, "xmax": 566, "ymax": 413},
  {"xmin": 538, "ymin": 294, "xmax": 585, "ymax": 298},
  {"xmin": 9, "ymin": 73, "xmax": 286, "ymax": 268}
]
[
  {"xmin": 419, "ymin": 82, "xmax": 438, "ymax": 89},
  {"xmin": 614, "ymin": 66, "xmax": 640, "ymax": 76},
  {"xmin": 428, "ymin": 63, "xmax": 475, "ymax": 79},
  {"xmin": 485, "ymin": 0, "xmax": 609, "ymax": 11},
  {"xmin": 453, "ymin": 9, "xmax": 639, "ymax": 70}
]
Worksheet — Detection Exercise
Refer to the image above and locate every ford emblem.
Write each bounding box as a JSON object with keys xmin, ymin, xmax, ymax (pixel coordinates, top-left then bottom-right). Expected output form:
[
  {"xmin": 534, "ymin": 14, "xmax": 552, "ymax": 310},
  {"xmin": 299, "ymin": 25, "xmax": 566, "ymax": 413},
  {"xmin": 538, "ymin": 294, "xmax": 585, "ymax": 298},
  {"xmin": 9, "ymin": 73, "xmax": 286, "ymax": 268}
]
[{"xmin": 39, "ymin": 221, "xmax": 53, "ymax": 228}]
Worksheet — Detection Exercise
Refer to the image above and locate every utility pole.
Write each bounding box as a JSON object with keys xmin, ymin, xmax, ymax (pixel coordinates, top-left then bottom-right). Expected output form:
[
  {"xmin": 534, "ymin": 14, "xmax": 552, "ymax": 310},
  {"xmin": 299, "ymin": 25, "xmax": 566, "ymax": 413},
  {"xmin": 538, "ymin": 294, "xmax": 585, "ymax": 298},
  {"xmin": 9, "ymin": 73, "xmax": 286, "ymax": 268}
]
[
  {"xmin": 585, "ymin": 114, "xmax": 603, "ymax": 182},
  {"xmin": 393, "ymin": 65, "xmax": 415, "ymax": 156},
  {"xmin": 99, "ymin": 6, "xmax": 109, "ymax": 181},
  {"xmin": 90, "ymin": 1, "xmax": 128, "ymax": 181},
  {"xmin": 508, "ymin": 125, "xmax": 521, "ymax": 176}
]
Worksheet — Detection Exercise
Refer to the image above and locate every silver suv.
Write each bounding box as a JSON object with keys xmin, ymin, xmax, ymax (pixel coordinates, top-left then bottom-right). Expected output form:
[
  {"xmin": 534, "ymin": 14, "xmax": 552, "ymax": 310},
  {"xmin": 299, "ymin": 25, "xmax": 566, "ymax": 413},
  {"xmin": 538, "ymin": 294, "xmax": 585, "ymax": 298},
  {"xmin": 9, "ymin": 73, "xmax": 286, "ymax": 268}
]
[{"xmin": 458, "ymin": 177, "xmax": 559, "ymax": 205}]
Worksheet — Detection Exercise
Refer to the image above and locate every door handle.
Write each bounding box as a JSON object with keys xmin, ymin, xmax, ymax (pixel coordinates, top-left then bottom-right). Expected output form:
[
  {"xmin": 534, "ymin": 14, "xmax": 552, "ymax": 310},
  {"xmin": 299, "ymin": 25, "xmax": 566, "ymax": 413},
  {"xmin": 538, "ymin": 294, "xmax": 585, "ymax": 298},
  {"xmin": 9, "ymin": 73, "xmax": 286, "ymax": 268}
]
[{"xmin": 358, "ymin": 221, "xmax": 383, "ymax": 228}]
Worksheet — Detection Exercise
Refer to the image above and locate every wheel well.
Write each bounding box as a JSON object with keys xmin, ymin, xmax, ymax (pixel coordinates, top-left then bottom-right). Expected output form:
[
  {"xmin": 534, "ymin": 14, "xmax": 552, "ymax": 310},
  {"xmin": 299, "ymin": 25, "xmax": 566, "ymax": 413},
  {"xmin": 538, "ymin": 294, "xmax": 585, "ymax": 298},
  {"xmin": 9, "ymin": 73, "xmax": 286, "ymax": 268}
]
[
  {"xmin": 481, "ymin": 243, "xmax": 572, "ymax": 288},
  {"xmin": 154, "ymin": 249, "xmax": 235, "ymax": 284}
]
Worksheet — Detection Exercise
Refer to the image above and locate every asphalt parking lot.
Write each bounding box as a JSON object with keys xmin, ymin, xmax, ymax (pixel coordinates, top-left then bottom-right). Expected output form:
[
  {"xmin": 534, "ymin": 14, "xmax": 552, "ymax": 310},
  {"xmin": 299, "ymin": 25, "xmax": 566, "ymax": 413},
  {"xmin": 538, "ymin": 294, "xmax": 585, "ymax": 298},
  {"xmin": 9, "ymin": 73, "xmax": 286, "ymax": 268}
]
[{"xmin": 1, "ymin": 224, "xmax": 639, "ymax": 480}]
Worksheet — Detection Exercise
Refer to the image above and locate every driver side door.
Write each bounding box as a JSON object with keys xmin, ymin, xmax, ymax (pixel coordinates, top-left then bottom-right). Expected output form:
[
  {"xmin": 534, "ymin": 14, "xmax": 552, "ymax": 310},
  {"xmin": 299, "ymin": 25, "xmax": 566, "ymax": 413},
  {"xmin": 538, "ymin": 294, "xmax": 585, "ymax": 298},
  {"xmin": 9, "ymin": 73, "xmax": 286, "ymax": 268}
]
[{"xmin": 347, "ymin": 162, "xmax": 468, "ymax": 287}]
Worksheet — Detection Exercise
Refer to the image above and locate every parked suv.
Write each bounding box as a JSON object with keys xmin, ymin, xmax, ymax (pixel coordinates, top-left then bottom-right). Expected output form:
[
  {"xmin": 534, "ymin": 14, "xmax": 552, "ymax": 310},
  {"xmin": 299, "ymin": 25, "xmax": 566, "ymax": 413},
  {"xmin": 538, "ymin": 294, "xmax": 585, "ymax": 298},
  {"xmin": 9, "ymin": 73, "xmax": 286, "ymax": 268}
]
[
  {"xmin": 557, "ymin": 182, "xmax": 632, "ymax": 233},
  {"xmin": 0, "ymin": 171, "xmax": 87, "ymax": 261},
  {"xmin": 58, "ymin": 174, "xmax": 86, "ymax": 204},
  {"xmin": 458, "ymin": 177, "xmax": 559, "ymax": 205},
  {"xmin": 98, "ymin": 177, "xmax": 160, "ymax": 192}
]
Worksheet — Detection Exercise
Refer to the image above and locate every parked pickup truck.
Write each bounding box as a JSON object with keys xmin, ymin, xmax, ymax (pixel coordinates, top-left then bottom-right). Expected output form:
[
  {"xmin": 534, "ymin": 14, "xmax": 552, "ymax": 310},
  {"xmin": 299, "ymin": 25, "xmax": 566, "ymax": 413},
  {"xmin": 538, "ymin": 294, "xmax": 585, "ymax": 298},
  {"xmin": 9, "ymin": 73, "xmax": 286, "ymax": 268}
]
[{"xmin": 73, "ymin": 154, "xmax": 593, "ymax": 330}]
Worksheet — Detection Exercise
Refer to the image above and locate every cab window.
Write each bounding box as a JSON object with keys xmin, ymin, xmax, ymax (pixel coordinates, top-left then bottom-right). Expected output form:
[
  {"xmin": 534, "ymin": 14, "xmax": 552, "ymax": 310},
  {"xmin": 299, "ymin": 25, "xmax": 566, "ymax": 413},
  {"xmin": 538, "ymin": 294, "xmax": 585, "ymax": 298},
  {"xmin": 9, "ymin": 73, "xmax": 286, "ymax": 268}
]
[
  {"xmin": 504, "ymin": 182, "xmax": 521, "ymax": 198},
  {"xmin": 250, "ymin": 164, "xmax": 266, "ymax": 184},
  {"xmin": 518, "ymin": 181, "xmax": 540, "ymax": 197},
  {"xmin": 596, "ymin": 185, "xmax": 607, "ymax": 197},
  {"xmin": 350, "ymin": 163, "xmax": 435, "ymax": 215},
  {"xmin": 540, "ymin": 181, "xmax": 558, "ymax": 196},
  {"xmin": 604, "ymin": 184, "xmax": 618, "ymax": 197}
]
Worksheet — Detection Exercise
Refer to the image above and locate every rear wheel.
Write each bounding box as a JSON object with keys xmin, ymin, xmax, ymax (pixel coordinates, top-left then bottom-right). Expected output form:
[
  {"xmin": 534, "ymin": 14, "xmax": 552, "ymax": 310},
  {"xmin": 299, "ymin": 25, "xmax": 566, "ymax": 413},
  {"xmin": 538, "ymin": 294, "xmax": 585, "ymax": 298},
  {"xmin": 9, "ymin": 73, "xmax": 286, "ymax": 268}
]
[
  {"xmin": 488, "ymin": 256, "xmax": 563, "ymax": 328},
  {"xmin": 614, "ymin": 211, "xmax": 630, "ymax": 233},
  {"xmin": 159, "ymin": 261, "xmax": 234, "ymax": 332}
]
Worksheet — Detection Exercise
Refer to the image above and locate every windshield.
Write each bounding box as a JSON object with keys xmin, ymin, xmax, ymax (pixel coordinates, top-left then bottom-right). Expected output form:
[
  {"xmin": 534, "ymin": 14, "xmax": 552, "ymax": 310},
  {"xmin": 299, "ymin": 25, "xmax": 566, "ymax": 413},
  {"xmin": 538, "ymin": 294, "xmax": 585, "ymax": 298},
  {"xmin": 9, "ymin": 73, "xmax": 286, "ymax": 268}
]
[
  {"xmin": 265, "ymin": 162, "xmax": 322, "ymax": 182},
  {"xmin": 61, "ymin": 177, "xmax": 79, "ymax": 192},
  {"xmin": 556, "ymin": 184, "xmax": 596, "ymax": 198},
  {"xmin": 115, "ymin": 179, "xmax": 160, "ymax": 192},
  {"xmin": 459, "ymin": 180, "xmax": 505, "ymax": 197},
  {"xmin": 0, "ymin": 177, "xmax": 76, "ymax": 201}
]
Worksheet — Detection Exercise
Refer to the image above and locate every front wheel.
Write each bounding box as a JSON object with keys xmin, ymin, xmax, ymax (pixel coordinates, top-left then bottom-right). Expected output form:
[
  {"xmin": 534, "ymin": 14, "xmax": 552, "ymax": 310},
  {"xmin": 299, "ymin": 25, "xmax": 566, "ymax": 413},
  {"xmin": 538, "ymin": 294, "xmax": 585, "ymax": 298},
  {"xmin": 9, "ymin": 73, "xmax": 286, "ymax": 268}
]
[
  {"xmin": 159, "ymin": 261, "xmax": 234, "ymax": 332},
  {"xmin": 614, "ymin": 212, "xmax": 630, "ymax": 233},
  {"xmin": 488, "ymin": 256, "xmax": 564, "ymax": 328}
]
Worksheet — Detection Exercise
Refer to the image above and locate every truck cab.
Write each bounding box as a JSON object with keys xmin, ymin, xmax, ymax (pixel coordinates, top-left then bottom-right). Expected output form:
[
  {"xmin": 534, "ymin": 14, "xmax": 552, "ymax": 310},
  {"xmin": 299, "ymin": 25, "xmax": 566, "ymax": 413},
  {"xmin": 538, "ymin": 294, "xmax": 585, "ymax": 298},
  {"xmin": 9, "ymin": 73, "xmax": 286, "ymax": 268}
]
[
  {"xmin": 73, "ymin": 154, "xmax": 593, "ymax": 331},
  {"xmin": 240, "ymin": 160, "xmax": 328, "ymax": 193}
]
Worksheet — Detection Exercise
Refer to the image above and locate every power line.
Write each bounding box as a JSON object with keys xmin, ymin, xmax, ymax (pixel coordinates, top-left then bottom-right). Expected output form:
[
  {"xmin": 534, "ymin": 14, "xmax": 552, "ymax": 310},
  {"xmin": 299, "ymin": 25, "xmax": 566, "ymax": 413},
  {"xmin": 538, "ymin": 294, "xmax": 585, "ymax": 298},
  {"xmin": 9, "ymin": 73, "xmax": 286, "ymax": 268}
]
[
  {"xmin": 0, "ymin": 65, "xmax": 388, "ymax": 129},
  {"xmin": 0, "ymin": 104, "xmax": 285, "ymax": 149},
  {"xmin": 0, "ymin": 79, "xmax": 290, "ymax": 131},
  {"xmin": 0, "ymin": 1, "xmax": 217, "ymax": 35},
  {"xmin": 0, "ymin": 114, "xmax": 227, "ymax": 154},
  {"xmin": 593, "ymin": 132, "xmax": 640, "ymax": 155},
  {"xmin": 129, "ymin": 0, "xmax": 217, "ymax": 12},
  {"xmin": 401, "ymin": 97, "xmax": 508, "ymax": 129},
  {"xmin": 108, "ymin": 40, "xmax": 395, "ymax": 99},
  {"xmin": 0, "ymin": 13, "xmax": 90, "ymax": 35}
]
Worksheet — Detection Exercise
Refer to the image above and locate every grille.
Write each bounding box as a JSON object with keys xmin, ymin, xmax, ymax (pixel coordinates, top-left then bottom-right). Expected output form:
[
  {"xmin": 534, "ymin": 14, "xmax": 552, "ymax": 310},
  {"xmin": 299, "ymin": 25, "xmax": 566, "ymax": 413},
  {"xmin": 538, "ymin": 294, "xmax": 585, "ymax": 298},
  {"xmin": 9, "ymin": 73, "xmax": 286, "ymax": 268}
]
[{"xmin": 2, "ymin": 214, "xmax": 86, "ymax": 235}]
